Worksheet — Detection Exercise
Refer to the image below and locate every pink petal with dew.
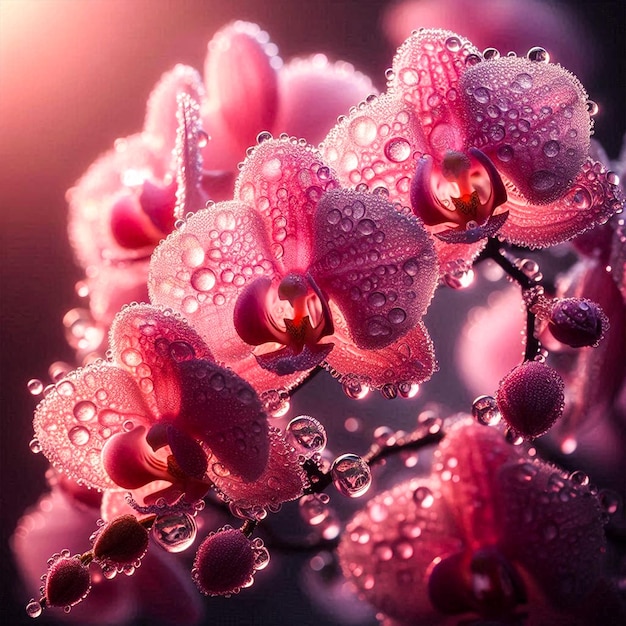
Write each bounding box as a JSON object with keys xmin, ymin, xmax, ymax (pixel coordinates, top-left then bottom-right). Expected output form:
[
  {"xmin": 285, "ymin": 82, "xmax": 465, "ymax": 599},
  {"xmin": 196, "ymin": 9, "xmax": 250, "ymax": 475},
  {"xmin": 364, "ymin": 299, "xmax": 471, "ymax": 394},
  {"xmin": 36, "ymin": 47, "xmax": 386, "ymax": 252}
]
[
  {"xmin": 208, "ymin": 427, "xmax": 306, "ymax": 513},
  {"xmin": 149, "ymin": 200, "xmax": 304, "ymax": 393},
  {"xmin": 33, "ymin": 362, "xmax": 153, "ymax": 490},
  {"xmin": 109, "ymin": 304, "xmax": 212, "ymax": 418},
  {"xmin": 235, "ymin": 138, "xmax": 338, "ymax": 272},
  {"xmin": 324, "ymin": 304, "xmax": 436, "ymax": 391},
  {"xmin": 311, "ymin": 188, "xmax": 438, "ymax": 349},
  {"xmin": 389, "ymin": 29, "xmax": 480, "ymax": 157},
  {"xmin": 87, "ymin": 260, "xmax": 150, "ymax": 328},
  {"xmin": 499, "ymin": 159, "xmax": 624, "ymax": 247},
  {"xmin": 321, "ymin": 93, "xmax": 425, "ymax": 205},
  {"xmin": 496, "ymin": 459, "xmax": 606, "ymax": 609},
  {"xmin": 202, "ymin": 21, "xmax": 279, "ymax": 168},
  {"xmin": 460, "ymin": 56, "xmax": 590, "ymax": 204},
  {"xmin": 143, "ymin": 64, "xmax": 205, "ymax": 155},
  {"xmin": 338, "ymin": 475, "xmax": 463, "ymax": 625},
  {"xmin": 276, "ymin": 54, "xmax": 377, "ymax": 146},
  {"xmin": 435, "ymin": 422, "xmax": 519, "ymax": 551},
  {"xmin": 173, "ymin": 93, "xmax": 207, "ymax": 220},
  {"xmin": 101, "ymin": 480, "xmax": 174, "ymax": 521},
  {"xmin": 68, "ymin": 134, "xmax": 167, "ymax": 268},
  {"xmin": 176, "ymin": 359, "xmax": 270, "ymax": 482}
]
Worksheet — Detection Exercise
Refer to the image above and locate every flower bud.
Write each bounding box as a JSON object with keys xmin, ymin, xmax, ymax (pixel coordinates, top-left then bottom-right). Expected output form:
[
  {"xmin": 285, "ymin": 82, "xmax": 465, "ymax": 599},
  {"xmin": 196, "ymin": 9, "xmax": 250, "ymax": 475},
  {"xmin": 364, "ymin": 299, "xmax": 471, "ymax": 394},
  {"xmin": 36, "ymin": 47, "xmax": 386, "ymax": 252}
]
[
  {"xmin": 192, "ymin": 527, "xmax": 255, "ymax": 596},
  {"xmin": 92, "ymin": 514, "xmax": 149, "ymax": 566},
  {"xmin": 496, "ymin": 361, "xmax": 565, "ymax": 438},
  {"xmin": 44, "ymin": 555, "xmax": 91, "ymax": 608},
  {"xmin": 548, "ymin": 298, "xmax": 607, "ymax": 348}
]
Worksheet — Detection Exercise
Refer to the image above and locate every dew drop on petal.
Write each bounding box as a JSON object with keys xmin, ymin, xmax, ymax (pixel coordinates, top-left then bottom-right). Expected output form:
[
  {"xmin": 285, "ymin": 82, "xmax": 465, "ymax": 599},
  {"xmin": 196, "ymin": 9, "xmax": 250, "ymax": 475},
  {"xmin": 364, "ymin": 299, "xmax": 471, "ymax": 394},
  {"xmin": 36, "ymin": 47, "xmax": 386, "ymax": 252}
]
[
  {"xmin": 29, "ymin": 438, "xmax": 42, "ymax": 454},
  {"xmin": 27, "ymin": 379, "xmax": 44, "ymax": 395},
  {"xmin": 190, "ymin": 268, "xmax": 216, "ymax": 292},
  {"xmin": 256, "ymin": 131, "xmax": 273, "ymax": 144},
  {"xmin": 331, "ymin": 454, "xmax": 372, "ymax": 498},
  {"xmin": 197, "ymin": 130, "xmax": 209, "ymax": 148},
  {"xmin": 586, "ymin": 100, "xmax": 599, "ymax": 116},
  {"xmin": 73, "ymin": 400, "xmax": 97, "ymax": 422},
  {"xmin": 68, "ymin": 426, "xmax": 90, "ymax": 446},
  {"xmin": 444, "ymin": 36, "xmax": 461, "ymax": 52},
  {"xmin": 527, "ymin": 46, "xmax": 550, "ymax": 63},
  {"xmin": 383, "ymin": 137, "xmax": 412, "ymax": 163},
  {"xmin": 253, "ymin": 546, "xmax": 270, "ymax": 570},
  {"xmin": 472, "ymin": 395, "xmax": 501, "ymax": 426},
  {"xmin": 26, "ymin": 599, "xmax": 42, "ymax": 618},
  {"xmin": 152, "ymin": 512, "xmax": 197, "ymax": 553},
  {"xmin": 606, "ymin": 171, "xmax": 620, "ymax": 186},
  {"xmin": 413, "ymin": 486, "xmax": 434, "ymax": 508}
]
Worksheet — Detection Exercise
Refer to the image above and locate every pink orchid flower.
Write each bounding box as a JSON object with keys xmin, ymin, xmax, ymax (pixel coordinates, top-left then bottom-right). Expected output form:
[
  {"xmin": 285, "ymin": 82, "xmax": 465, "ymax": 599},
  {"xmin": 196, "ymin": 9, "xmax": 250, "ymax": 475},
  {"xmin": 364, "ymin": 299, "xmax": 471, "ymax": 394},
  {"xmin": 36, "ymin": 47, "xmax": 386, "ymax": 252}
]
[
  {"xmin": 32, "ymin": 303, "xmax": 306, "ymax": 515},
  {"xmin": 149, "ymin": 137, "xmax": 439, "ymax": 397},
  {"xmin": 321, "ymin": 29, "xmax": 623, "ymax": 271},
  {"xmin": 67, "ymin": 21, "xmax": 375, "ymax": 339},
  {"xmin": 339, "ymin": 419, "xmax": 617, "ymax": 626}
]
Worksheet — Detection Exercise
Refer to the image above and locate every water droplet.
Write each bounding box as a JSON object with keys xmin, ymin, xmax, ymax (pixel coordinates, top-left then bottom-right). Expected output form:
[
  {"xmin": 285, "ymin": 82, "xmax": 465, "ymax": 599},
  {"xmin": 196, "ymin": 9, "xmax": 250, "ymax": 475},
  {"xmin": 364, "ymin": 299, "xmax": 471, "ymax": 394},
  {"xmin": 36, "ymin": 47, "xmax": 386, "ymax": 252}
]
[
  {"xmin": 342, "ymin": 377, "xmax": 369, "ymax": 400},
  {"xmin": 571, "ymin": 186, "xmax": 592, "ymax": 209},
  {"xmin": 27, "ymin": 379, "xmax": 44, "ymax": 395},
  {"xmin": 253, "ymin": 546, "xmax": 270, "ymax": 570},
  {"xmin": 598, "ymin": 489, "xmax": 620, "ymax": 515},
  {"xmin": 472, "ymin": 395, "xmax": 501, "ymax": 426},
  {"xmin": 473, "ymin": 87, "xmax": 490, "ymax": 104},
  {"xmin": 26, "ymin": 599, "xmax": 42, "ymax": 618},
  {"xmin": 388, "ymin": 307, "xmax": 406, "ymax": 324},
  {"xmin": 481, "ymin": 49, "xmax": 501, "ymax": 63},
  {"xmin": 68, "ymin": 426, "xmax": 90, "ymax": 446},
  {"xmin": 169, "ymin": 340, "xmax": 195, "ymax": 363},
  {"xmin": 586, "ymin": 100, "xmax": 599, "ymax": 116},
  {"xmin": 29, "ymin": 438, "xmax": 42, "ymax": 454},
  {"xmin": 465, "ymin": 53, "xmax": 481, "ymax": 67},
  {"xmin": 606, "ymin": 170, "xmax": 620, "ymax": 186},
  {"xmin": 152, "ymin": 512, "xmax": 197, "ymax": 552},
  {"xmin": 190, "ymin": 268, "xmax": 216, "ymax": 292},
  {"xmin": 73, "ymin": 400, "xmax": 97, "ymax": 422},
  {"xmin": 286, "ymin": 416, "xmax": 327, "ymax": 456},
  {"xmin": 496, "ymin": 144, "xmax": 514, "ymax": 162},
  {"xmin": 197, "ymin": 130, "xmax": 209, "ymax": 148},
  {"xmin": 443, "ymin": 260, "xmax": 474, "ymax": 289},
  {"xmin": 505, "ymin": 428, "xmax": 524, "ymax": 445},
  {"xmin": 299, "ymin": 494, "xmax": 330, "ymax": 526},
  {"xmin": 445, "ymin": 36, "xmax": 461, "ymax": 51},
  {"xmin": 256, "ymin": 131, "xmax": 273, "ymax": 144},
  {"xmin": 543, "ymin": 140, "xmax": 560, "ymax": 158},
  {"xmin": 384, "ymin": 137, "xmax": 412, "ymax": 163},
  {"xmin": 527, "ymin": 46, "xmax": 550, "ymax": 63},
  {"xmin": 349, "ymin": 116, "xmax": 377, "ymax": 147},
  {"xmin": 569, "ymin": 470, "xmax": 589, "ymax": 487},
  {"xmin": 413, "ymin": 486, "xmax": 434, "ymax": 508},
  {"xmin": 121, "ymin": 348, "xmax": 142, "ymax": 367},
  {"xmin": 530, "ymin": 170, "xmax": 556, "ymax": 192},
  {"xmin": 331, "ymin": 454, "xmax": 372, "ymax": 498}
]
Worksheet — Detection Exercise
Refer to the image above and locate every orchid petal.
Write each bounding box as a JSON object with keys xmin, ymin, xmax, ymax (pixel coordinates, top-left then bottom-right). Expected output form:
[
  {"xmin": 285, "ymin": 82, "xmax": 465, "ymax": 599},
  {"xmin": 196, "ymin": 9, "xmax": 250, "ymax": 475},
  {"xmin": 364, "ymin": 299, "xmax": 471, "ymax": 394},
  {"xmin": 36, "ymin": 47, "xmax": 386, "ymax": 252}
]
[
  {"xmin": 338, "ymin": 475, "xmax": 463, "ymax": 625},
  {"xmin": 143, "ymin": 64, "xmax": 205, "ymax": 154},
  {"xmin": 460, "ymin": 56, "xmax": 591, "ymax": 203},
  {"xmin": 435, "ymin": 211, "xmax": 509, "ymax": 243},
  {"xmin": 389, "ymin": 29, "xmax": 480, "ymax": 157},
  {"xmin": 109, "ymin": 303, "xmax": 212, "ymax": 418},
  {"xmin": 255, "ymin": 342, "xmax": 334, "ymax": 376},
  {"xmin": 208, "ymin": 427, "xmax": 306, "ymax": 511},
  {"xmin": 312, "ymin": 189, "xmax": 438, "ymax": 349},
  {"xmin": 173, "ymin": 94, "xmax": 207, "ymax": 220},
  {"xmin": 33, "ymin": 363, "xmax": 153, "ymax": 490},
  {"xmin": 149, "ymin": 201, "xmax": 302, "ymax": 393},
  {"xmin": 203, "ymin": 21, "xmax": 279, "ymax": 158},
  {"xmin": 276, "ymin": 54, "xmax": 377, "ymax": 146},
  {"xmin": 321, "ymin": 93, "xmax": 425, "ymax": 207},
  {"xmin": 499, "ymin": 159, "xmax": 624, "ymax": 247},
  {"xmin": 233, "ymin": 277, "xmax": 285, "ymax": 346},
  {"xmin": 175, "ymin": 359, "xmax": 270, "ymax": 482},
  {"xmin": 166, "ymin": 424, "xmax": 209, "ymax": 479},
  {"xmin": 235, "ymin": 138, "xmax": 338, "ymax": 272},
  {"xmin": 324, "ymin": 303, "xmax": 437, "ymax": 389}
]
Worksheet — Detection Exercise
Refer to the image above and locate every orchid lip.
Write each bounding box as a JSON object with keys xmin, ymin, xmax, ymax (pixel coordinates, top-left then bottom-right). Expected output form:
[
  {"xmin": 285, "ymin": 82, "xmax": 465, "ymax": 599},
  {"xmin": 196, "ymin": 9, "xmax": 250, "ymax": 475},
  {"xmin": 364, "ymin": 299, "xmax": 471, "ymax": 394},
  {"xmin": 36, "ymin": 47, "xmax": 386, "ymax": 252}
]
[
  {"xmin": 234, "ymin": 272, "xmax": 334, "ymax": 373},
  {"xmin": 410, "ymin": 148, "xmax": 507, "ymax": 235}
]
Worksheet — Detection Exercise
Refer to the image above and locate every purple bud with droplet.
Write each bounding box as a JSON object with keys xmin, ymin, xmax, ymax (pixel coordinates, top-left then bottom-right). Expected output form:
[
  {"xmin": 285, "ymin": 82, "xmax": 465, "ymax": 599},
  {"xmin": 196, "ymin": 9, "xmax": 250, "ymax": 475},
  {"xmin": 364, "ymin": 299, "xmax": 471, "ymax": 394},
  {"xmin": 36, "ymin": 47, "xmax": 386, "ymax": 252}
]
[
  {"xmin": 193, "ymin": 528, "xmax": 255, "ymax": 596},
  {"xmin": 92, "ymin": 514, "xmax": 149, "ymax": 566},
  {"xmin": 496, "ymin": 361, "xmax": 564, "ymax": 438},
  {"xmin": 45, "ymin": 556, "xmax": 91, "ymax": 608},
  {"xmin": 548, "ymin": 297, "xmax": 607, "ymax": 348}
]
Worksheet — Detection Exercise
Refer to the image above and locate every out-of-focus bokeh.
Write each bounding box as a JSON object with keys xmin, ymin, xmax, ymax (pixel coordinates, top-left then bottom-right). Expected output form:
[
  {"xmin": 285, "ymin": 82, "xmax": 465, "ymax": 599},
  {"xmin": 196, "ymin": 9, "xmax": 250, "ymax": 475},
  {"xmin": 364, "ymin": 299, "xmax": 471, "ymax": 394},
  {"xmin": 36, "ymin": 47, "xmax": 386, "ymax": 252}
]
[{"xmin": 1, "ymin": 1, "xmax": 624, "ymax": 624}]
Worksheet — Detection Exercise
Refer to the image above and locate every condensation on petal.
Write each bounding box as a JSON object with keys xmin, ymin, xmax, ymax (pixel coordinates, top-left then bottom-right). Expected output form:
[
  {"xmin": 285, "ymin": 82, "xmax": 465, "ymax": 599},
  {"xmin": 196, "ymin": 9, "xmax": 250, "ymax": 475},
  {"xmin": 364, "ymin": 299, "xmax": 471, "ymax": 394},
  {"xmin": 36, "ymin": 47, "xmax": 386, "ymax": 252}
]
[
  {"xmin": 235, "ymin": 137, "xmax": 338, "ymax": 272},
  {"xmin": 389, "ymin": 28, "xmax": 480, "ymax": 156},
  {"xmin": 144, "ymin": 64, "xmax": 205, "ymax": 154},
  {"xmin": 208, "ymin": 427, "xmax": 306, "ymax": 511},
  {"xmin": 109, "ymin": 303, "xmax": 212, "ymax": 418},
  {"xmin": 338, "ymin": 474, "xmax": 462, "ymax": 625},
  {"xmin": 176, "ymin": 359, "xmax": 269, "ymax": 482},
  {"xmin": 460, "ymin": 56, "xmax": 591, "ymax": 204},
  {"xmin": 496, "ymin": 458, "xmax": 606, "ymax": 608},
  {"xmin": 33, "ymin": 362, "xmax": 153, "ymax": 490},
  {"xmin": 321, "ymin": 93, "xmax": 425, "ymax": 207},
  {"xmin": 203, "ymin": 21, "xmax": 279, "ymax": 158},
  {"xmin": 499, "ymin": 160, "xmax": 624, "ymax": 248},
  {"xmin": 324, "ymin": 308, "xmax": 437, "ymax": 390},
  {"xmin": 276, "ymin": 54, "xmax": 377, "ymax": 146},
  {"xmin": 311, "ymin": 189, "xmax": 438, "ymax": 350},
  {"xmin": 149, "ymin": 200, "xmax": 299, "ymax": 393}
]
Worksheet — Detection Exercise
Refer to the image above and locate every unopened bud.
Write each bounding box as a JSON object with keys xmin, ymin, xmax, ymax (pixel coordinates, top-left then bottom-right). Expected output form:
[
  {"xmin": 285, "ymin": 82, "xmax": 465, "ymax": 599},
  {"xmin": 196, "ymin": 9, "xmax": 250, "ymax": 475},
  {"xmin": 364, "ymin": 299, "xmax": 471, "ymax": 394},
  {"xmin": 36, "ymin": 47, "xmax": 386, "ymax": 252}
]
[
  {"xmin": 92, "ymin": 514, "xmax": 149, "ymax": 566},
  {"xmin": 548, "ymin": 298, "xmax": 607, "ymax": 348},
  {"xmin": 45, "ymin": 555, "xmax": 91, "ymax": 608}
]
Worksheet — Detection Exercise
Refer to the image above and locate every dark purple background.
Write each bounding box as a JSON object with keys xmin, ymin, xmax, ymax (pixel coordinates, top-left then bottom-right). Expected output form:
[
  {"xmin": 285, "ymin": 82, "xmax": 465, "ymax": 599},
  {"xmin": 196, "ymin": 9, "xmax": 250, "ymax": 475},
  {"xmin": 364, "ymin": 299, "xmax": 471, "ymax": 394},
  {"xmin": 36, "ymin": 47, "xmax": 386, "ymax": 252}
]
[{"xmin": 1, "ymin": 1, "xmax": 624, "ymax": 624}]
